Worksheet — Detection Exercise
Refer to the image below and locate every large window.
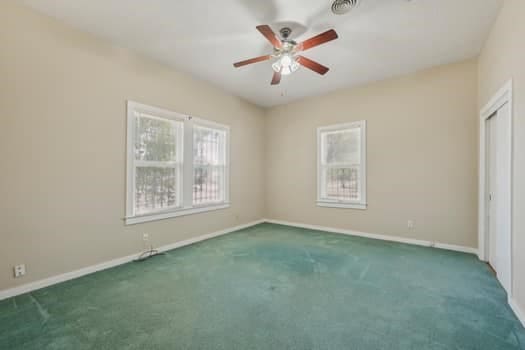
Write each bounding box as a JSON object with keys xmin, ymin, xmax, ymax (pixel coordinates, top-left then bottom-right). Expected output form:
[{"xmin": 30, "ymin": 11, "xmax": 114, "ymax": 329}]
[
  {"xmin": 317, "ymin": 121, "xmax": 367, "ymax": 209},
  {"xmin": 126, "ymin": 101, "xmax": 230, "ymax": 224}
]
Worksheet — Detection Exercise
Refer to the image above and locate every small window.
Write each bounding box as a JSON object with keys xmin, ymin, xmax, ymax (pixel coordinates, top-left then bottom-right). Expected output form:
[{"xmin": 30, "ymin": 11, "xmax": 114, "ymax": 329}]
[
  {"xmin": 126, "ymin": 102, "xmax": 230, "ymax": 225},
  {"xmin": 317, "ymin": 121, "xmax": 367, "ymax": 209}
]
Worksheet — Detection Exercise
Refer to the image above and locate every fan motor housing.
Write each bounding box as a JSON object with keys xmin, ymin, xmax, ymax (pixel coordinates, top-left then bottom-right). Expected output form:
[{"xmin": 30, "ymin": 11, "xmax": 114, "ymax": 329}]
[
  {"xmin": 331, "ymin": 0, "xmax": 359, "ymax": 15},
  {"xmin": 280, "ymin": 27, "xmax": 292, "ymax": 40}
]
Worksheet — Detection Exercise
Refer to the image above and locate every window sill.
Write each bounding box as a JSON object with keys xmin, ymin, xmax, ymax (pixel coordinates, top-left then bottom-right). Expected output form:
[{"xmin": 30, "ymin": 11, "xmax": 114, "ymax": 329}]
[
  {"xmin": 317, "ymin": 201, "xmax": 367, "ymax": 210},
  {"xmin": 125, "ymin": 203, "xmax": 230, "ymax": 225}
]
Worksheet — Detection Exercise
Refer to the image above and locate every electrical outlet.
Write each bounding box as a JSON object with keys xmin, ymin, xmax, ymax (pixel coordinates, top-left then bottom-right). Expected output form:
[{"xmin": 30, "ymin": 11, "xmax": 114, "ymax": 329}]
[
  {"xmin": 14, "ymin": 264, "xmax": 26, "ymax": 278},
  {"xmin": 143, "ymin": 233, "xmax": 149, "ymax": 241},
  {"xmin": 408, "ymin": 220, "xmax": 415, "ymax": 229}
]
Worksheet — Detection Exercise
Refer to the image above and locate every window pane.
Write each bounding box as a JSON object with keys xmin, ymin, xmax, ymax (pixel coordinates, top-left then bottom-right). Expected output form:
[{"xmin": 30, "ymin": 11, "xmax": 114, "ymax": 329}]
[
  {"xmin": 135, "ymin": 115, "xmax": 180, "ymax": 162},
  {"xmin": 193, "ymin": 126, "xmax": 225, "ymax": 165},
  {"xmin": 323, "ymin": 128, "xmax": 361, "ymax": 164},
  {"xmin": 193, "ymin": 125, "xmax": 226, "ymax": 205},
  {"xmin": 323, "ymin": 167, "xmax": 360, "ymax": 201},
  {"xmin": 193, "ymin": 166, "xmax": 225, "ymax": 205},
  {"xmin": 135, "ymin": 167, "xmax": 179, "ymax": 215}
]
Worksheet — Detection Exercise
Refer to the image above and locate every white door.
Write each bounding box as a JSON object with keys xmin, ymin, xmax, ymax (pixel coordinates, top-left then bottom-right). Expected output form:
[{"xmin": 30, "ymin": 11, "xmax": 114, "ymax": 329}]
[
  {"xmin": 487, "ymin": 114, "xmax": 498, "ymax": 270},
  {"xmin": 486, "ymin": 102, "xmax": 512, "ymax": 295}
]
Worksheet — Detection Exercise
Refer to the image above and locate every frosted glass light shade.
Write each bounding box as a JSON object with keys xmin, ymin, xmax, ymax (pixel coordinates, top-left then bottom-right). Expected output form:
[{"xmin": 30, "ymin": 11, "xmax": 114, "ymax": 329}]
[{"xmin": 272, "ymin": 54, "xmax": 300, "ymax": 76}]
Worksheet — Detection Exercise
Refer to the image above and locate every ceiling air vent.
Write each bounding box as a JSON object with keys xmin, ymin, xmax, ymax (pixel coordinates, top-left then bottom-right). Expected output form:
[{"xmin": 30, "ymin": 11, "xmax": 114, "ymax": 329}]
[{"xmin": 331, "ymin": 0, "xmax": 358, "ymax": 15}]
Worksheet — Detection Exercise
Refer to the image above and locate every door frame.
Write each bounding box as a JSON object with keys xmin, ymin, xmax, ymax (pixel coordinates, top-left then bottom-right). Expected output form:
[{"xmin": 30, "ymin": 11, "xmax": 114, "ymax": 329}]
[{"xmin": 478, "ymin": 80, "xmax": 513, "ymax": 296}]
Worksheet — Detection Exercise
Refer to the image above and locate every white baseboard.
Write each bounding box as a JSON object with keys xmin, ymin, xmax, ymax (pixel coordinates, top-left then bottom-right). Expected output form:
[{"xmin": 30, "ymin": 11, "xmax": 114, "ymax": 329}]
[
  {"xmin": 0, "ymin": 253, "xmax": 138, "ymax": 302},
  {"xmin": 509, "ymin": 298, "xmax": 525, "ymax": 328},
  {"xmin": 264, "ymin": 219, "xmax": 478, "ymax": 255},
  {"xmin": 0, "ymin": 219, "xmax": 265, "ymax": 301},
  {"xmin": 155, "ymin": 219, "xmax": 266, "ymax": 253}
]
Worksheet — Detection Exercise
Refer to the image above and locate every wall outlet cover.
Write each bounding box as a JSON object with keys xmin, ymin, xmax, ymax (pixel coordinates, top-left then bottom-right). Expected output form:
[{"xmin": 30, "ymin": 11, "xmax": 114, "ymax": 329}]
[{"xmin": 14, "ymin": 264, "xmax": 26, "ymax": 278}]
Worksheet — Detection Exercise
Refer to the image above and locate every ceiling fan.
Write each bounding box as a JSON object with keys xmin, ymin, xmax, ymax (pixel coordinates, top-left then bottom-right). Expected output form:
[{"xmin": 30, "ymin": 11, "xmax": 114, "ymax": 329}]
[{"xmin": 233, "ymin": 25, "xmax": 339, "ymax": 85}]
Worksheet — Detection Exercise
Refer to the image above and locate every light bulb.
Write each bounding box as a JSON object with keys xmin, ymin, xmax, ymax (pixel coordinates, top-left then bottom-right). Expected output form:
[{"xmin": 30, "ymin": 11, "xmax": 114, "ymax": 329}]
[{"xmin": 281, "ymin": 54, "xmax": 293, "ymax": 67}]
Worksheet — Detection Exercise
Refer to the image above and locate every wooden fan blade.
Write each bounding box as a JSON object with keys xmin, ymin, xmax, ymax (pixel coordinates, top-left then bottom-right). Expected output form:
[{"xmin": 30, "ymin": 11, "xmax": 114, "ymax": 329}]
[
  {"xmin": 233, "ymin": 55, "xmax": 272, "ymax": 68},
  {"xmin": 297, "ymin": 29, "xmax": 338, "ymax": 52},
  {"xmin": 297, "ymin": 56, "xmax": 330, "ymax": 75},
  {"xmin": 271, "ymin": 71, "xmax": 282, "ymax": 85},
  {"xmin": 256, "ymin": 25, "xmax": 282, "ymax": 49}
]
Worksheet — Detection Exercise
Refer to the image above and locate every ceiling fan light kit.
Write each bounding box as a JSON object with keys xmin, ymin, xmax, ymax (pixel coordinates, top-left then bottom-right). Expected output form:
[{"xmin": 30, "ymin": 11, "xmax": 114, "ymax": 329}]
[
  {"xmin": 272, "ymin": 53, "xmax": 300, "ymax": 76},
  {"xmin": 233, "ymin": 25, "xmax": 338, "ymax": 85}
]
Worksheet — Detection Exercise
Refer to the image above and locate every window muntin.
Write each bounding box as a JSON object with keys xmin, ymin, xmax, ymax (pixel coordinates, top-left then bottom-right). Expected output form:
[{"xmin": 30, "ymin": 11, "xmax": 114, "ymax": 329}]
[{"xmin": 318, "ymin": 121, "xmax": 367, "ymax": 209}]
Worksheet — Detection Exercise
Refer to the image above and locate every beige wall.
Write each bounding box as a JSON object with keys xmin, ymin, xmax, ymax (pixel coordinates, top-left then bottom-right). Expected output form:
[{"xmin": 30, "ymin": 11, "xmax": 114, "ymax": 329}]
[
  {"xmin": 0, "ymin": 1, "xmax": 265, "ymax": 290},
  {"xmin": 265, "ymin": 60, "xmax": 479, "ymax": 248},
  {"xmin": 479, "ymin": 0, "xmax": 525, "ymax": 317}
]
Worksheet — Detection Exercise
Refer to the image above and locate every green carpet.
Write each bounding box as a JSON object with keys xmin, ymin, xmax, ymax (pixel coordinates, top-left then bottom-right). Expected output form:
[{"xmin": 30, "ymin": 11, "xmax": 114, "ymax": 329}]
[{"xmin": 1, "ymin": 223, "xmax": 524, "ymax": 349}]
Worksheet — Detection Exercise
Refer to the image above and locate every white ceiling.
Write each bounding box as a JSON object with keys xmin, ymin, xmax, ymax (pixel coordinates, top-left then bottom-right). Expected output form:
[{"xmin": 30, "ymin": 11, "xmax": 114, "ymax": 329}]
[{"xmin": 21, "ymin": 0, "xmax": 502, "ymax": 107}]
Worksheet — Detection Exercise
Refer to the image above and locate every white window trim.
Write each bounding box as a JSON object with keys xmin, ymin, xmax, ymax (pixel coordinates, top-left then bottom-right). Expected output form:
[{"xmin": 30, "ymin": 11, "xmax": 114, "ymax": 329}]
[
  {"xmin": 317, "ymin": 121, "xmax": 367, "ymax": 210},
  {"xmin": 125, "ymin": 101, "xmax": 230, "ymax": 225}
]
